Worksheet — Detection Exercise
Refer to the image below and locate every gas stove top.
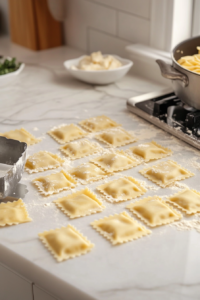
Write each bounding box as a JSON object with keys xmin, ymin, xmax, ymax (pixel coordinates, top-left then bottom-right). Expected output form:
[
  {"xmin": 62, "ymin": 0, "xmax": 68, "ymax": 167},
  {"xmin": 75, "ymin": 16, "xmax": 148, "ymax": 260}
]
[{"xmin": 127, "ymin": 87, "xmax": 200, "ymax": 150}]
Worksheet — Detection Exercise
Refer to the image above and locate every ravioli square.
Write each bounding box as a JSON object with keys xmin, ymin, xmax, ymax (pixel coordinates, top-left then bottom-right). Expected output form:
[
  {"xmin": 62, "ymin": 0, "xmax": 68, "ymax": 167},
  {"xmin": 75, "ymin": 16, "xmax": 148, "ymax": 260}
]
[
  {"xmin": 68, "ymin": 162, "xmax": 108, "ymax": 184},
  {"xmin": 0, "ymin": 199, "xmax": 32, "ymax": 226},
  {"xmin": 127, "ymin": 196, "xmax": 182, "ymax": 227},
  {"xmin": 139, "ymin": 160, "xmax": 194, "ymax": 187},
  {"xmin": 48, "ymin": 124, "xmax": 87, "ymax": 144},
  {"xmin": 33, "ymin": 170, "xmax": 76, "ymax": 196},
  {"xmin": 127, "ymin": 141, "xmax": 172, "ymax": 162},
  {"xmin": 91, "ymin": 212, "xmax": 151, "ymax": 245},
  {"xmin": 97, "ymin": 176, "xmax": 147, "ymax": 202},
  {"xmin": 60, "ymin": 139, "xmax": 101, "ymax": 159},
  {"xmin": 0, "ymin": 128, "xmax": 41, "ymax": 146},
  {"xmin": 54, "ymin": 188, "xmax": 105, "ymax": 218},
  {"xmin": 95, "ymin": 128, "xmax": 137, "ymax": 147},
  {"xmin": 38, "ymin": 225, "xmax": 94, "ymax": 262},
  {"xmin": 168, "ymin": 189, "xmax": 200, "ymax": 214},
  {"xmin": 79, "ymin": 115, "xmax": 120, "ymax": 132},
  {"xmin": 91, "ymin": 150, "xmax": 140, "ymax": 173},
  {"xmin": 25, "ymin": 151, "xmax": 64, "ymax": 173}
]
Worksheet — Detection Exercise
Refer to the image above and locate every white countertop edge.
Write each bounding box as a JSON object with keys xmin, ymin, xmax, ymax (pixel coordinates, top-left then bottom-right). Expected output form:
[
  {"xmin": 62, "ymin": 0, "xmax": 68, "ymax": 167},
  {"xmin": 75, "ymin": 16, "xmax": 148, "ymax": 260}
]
[{"xmin": 0, "ymin": 244, "xmax": 95, "ymax": 300}]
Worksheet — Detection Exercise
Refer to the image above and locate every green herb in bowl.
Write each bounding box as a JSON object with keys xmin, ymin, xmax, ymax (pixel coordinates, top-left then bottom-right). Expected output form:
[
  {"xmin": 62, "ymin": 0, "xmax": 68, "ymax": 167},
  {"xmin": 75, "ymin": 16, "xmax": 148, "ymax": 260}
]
[{"xmin": 0, "ymin": 58, "xmax": 21, "ymax": 75}]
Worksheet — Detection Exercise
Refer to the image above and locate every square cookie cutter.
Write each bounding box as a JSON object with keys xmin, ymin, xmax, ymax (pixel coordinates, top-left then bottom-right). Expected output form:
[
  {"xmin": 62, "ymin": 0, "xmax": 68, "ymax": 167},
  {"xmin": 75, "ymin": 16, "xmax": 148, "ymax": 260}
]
[{"xmin": 0, "ymin": 136, "xmax": 27, "ymax": 199}]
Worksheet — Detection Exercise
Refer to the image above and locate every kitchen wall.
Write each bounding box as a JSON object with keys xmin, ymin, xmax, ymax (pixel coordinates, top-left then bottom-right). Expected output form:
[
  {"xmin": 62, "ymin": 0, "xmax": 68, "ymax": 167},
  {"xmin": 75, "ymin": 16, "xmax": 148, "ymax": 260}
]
[{"xmin": 64, "ymin": 0, "xmax": 152, "ymax": 57}]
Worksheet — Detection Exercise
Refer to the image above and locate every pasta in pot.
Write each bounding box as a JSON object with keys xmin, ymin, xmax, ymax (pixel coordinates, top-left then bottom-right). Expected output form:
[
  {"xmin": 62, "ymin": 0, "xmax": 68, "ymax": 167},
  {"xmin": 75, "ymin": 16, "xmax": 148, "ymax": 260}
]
[{"xmin": 177, "ymin": 47, "xmax": 200, "ymax": 74}]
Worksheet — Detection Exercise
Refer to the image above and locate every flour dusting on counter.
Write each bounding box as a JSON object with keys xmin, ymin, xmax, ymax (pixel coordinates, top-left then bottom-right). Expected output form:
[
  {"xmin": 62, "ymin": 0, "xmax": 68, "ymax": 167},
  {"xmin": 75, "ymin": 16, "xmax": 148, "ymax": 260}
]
[
  {"xmin": 63, "ymin": 159, "xmax": 73, "ymax": 169},
  {"xmin": 190, "ymin": 157, "xmax": 200, "ymax": 171},
  {"xmin": 44, "ymin": 203, "xmax": 51, "ymax": 207},
  {"xmin": 138, "ymin": 180, "xmax": 160, "ymax": 191},
  {"xmin": 129, "ymin": 127, "xmax": 160, "ymax": 140},
  {"xmin": 171, "ymin": 218, "xmax": 200, "ymax": 233},
  {"xmin": 168, "ymin": 181, "xmax": 190, "ymax": 191}
]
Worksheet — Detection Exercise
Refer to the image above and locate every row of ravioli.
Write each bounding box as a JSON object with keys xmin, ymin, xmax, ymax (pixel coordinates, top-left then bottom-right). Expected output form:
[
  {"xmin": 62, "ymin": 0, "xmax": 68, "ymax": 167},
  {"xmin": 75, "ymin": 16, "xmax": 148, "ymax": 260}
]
[
  {"xmin": 0, "ymin": 115, "xmax": 198, "ymax": 263},
  {"xmin": 1, "ymin": 184, "xmax": 199, "ymax": 262}
]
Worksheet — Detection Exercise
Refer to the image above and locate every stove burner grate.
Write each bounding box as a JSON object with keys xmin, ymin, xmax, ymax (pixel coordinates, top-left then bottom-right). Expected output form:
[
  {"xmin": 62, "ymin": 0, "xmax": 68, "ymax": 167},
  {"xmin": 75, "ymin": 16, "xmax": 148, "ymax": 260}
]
[{"xmin": 127, "ymin": 88, "xmax": 200, "ymax": 150}]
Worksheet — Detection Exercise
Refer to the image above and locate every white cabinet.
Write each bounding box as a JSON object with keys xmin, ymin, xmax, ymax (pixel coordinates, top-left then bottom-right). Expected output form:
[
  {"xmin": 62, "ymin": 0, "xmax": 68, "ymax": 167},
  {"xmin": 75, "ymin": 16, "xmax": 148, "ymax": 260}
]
[
  {"xmin": 33, "ymin": 284, "xmax": 60, "ymax": 300},
  {"xmin": 0, "ymin": 262, "xmax": 61, "ymax": 300},
  {"xmin": 0, "ymin": 262, "xmax": 33, "ymax": 300}
]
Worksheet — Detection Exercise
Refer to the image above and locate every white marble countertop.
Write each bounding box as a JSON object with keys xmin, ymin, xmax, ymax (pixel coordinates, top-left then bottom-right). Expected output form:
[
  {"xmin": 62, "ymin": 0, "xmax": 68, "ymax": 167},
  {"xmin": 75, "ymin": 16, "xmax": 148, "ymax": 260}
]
[{"xmin": 1, "ymin": 37, "xmax": 200, "ymax": 300}]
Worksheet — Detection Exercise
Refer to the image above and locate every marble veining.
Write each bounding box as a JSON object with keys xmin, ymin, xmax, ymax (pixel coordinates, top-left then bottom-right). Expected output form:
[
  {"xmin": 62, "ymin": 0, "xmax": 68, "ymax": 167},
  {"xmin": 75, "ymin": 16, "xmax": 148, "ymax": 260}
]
[{"xmin": 0, "ymin": 38, "xmax": 200, "ymax": 300}]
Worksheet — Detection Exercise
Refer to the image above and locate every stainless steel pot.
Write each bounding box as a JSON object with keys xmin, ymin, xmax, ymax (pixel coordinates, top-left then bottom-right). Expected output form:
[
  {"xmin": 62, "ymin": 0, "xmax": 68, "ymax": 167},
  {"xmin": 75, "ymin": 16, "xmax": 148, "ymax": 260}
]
[{"xmin": 156, "ymin": 36, "xmax": 200, "ymax": 110}]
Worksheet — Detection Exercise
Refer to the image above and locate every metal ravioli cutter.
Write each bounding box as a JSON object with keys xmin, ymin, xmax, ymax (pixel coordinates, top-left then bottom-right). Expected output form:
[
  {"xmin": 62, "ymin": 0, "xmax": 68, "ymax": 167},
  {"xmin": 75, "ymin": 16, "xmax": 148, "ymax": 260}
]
[{"xmin": 0, "ymin": 136, "xmax": 28, "ymax": 200}]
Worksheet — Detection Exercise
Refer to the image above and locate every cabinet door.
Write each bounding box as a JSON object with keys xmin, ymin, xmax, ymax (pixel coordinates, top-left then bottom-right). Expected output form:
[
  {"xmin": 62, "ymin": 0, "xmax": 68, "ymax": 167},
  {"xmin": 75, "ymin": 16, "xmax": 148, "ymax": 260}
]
[
  {"xmin": 0, "ymin": 262, "xmax": 33, "ymax": 300},
  {"xmin": 33, "ymin": 284, "xmax": 60, "ymax": 300}
]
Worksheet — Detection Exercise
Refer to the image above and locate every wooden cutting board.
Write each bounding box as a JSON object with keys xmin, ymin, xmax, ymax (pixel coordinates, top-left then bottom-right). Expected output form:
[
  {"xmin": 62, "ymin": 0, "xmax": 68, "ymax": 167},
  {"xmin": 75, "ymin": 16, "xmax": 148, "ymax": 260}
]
[{"xmin": 9, "ymin": 0, "xmax": 62, "ymax": 50}]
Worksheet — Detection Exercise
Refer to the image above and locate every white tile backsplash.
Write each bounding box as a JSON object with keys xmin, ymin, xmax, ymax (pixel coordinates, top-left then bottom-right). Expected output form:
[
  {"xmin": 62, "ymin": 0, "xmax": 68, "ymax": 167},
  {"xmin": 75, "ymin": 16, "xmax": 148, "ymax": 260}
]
[
  {"xmin": 64, "ymin": 0, "xmax": 152, "ymax": 55},
  {"xmin": 118, "ymin": 12, "xmax": 150, "ymax": 44},
  {"xmin": 89, "ymin": 0, "xmax": 151, "ymax": 19},
  {"xmin": 64, "ymin": 0, "xmax": 116, "ymax": 51},
  {"xmin": 89, "ymin": 29, "xmax": 130, "ymax": 57}
]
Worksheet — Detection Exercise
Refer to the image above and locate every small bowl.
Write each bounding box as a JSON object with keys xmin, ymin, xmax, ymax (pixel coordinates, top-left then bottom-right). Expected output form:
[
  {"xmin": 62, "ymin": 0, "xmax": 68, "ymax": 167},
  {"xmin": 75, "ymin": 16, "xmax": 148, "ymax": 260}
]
[
  {"xmin": 64, "ymin": 54, "xmax": 133, "ymax": 85},
  {"xmin": 0, "ymin": 57, "xmax": 25, "ymax": 85}
]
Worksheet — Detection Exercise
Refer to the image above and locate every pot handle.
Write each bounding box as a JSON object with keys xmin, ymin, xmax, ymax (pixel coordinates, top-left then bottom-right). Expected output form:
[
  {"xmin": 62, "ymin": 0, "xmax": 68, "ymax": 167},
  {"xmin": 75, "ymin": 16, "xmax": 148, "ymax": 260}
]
[{"xmin": 156, "ymin": 59, "xmax": 189, "ymax": 87}]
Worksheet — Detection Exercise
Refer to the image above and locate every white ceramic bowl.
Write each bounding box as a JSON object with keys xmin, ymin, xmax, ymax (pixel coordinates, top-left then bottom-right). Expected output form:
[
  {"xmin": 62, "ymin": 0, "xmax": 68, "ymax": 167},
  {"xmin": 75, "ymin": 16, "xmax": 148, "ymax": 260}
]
[
  {"xmin": 0, "ymin": 57, "xmax": 25, "ymax": 86},
  {"xmin": 64, "ymin": 55, "xmax": 133, "ymax": 85}
]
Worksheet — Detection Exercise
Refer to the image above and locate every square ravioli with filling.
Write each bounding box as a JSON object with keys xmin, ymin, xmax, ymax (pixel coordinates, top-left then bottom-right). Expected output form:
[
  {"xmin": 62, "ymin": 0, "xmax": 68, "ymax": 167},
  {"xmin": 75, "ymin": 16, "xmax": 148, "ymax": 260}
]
[
  {"xmin": 33, "ymin": 170, "xmax": 76, "ymax": 196},
  {"xmin": 60, "ymin": 139, "xmax": 102, "ymax": 159},
  {"xmin": 68, "ymin": 162, "xmax": 108, "ymax": 184},
  {"xmin": 127, "ymin": 196, "xmax": 182, "ymax": 227},
  {"xmin": 96, "ymin": 176, "xmax": 147, "ymax": 202},
  {"xmin": 0, "ymin": 199, "xmax": 32, "ymax": 226},
  {"xmin": 38, "ymin": 225, "xmax": 94, "ymax": 262},
  {"xmin": 90, "ymin": 150, "xmax": 141, "ymax": 173},
  {"xmin": 126, "ymin": 141, "xmax": 172, "ymax": 162},
  {"xmin": 79, "ymin": 115, "xmax": 120, "ymax": 132},
  {"xmin": 91, "ymin": 212, "xmax": 151, "ymax": 245},
  {"xmin": 25, "ymin": 151, "xmax": 64, "ymax": 173},
  {"xmin": 48, "ymin": 124, "xmax": 87, "ymax": 144},
  {"xmin": 54, "ymin": 188, "xmax": 105, "ymax": 218},
  {"xmin": 168, "ymin": 189, "xmax": 200, "ymax": 214},
  {"xmin": 95, "ymin": 128, "xmax": 137, "ymax": 147},
  {"xmin": 0, "ymin": 128, "xmax": 41, "ymax": 146},
  {"xmin": 139, "ymin": 160, "xmax": 194, "ymax": 188}
]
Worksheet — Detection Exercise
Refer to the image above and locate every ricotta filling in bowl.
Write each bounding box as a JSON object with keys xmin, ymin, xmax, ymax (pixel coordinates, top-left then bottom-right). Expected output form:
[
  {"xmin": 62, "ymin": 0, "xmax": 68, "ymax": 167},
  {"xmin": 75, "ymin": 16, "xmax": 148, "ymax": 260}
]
[{"xmin": 71, "ymin": 51, "xmax": 122, "ymax": 71}]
